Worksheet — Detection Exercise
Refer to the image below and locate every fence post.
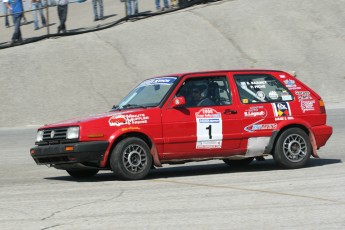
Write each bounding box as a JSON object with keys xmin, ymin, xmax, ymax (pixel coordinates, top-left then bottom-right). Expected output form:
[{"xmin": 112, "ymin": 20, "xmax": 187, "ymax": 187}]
[{"xmin": 45, "ymin": 0, "xmax": 50, "ymax": 35}]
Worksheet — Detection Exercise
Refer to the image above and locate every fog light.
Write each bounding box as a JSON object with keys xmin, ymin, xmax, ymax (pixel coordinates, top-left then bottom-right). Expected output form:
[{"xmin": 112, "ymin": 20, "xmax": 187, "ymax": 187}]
[{"xmin": 65, "ymin": 146, "xmax": 74, "ymax": 151}]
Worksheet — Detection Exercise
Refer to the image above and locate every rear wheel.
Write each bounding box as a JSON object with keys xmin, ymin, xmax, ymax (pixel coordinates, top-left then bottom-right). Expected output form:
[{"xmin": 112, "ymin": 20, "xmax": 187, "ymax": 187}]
[
  {"xmin": 274, "ymin": 128, "xmax": 311, "ymax": 169},
  {"xmin": 66, "ymin": 169, "xmax": 99, "ymax": 178},
  {"xmin": 223, "ymin": 157, "xmax": 254, "ymax": 167},
  {"xmin": 110, "ymin": 137, "xmax": 152, "ymax": 180}
]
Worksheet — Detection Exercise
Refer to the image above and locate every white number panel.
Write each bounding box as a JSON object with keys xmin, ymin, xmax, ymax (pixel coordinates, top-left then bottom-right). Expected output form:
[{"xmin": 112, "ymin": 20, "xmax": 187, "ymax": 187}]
[{"xmin": 195, "ymin": 108, "xmax": 223, "ymax": 149}]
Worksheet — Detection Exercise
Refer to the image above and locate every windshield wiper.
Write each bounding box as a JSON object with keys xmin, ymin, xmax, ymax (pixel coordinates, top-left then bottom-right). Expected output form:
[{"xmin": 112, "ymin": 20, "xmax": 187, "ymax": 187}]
[{"xmin": 122, "ymin": 104, "xmax": 147, "ymax": 109}]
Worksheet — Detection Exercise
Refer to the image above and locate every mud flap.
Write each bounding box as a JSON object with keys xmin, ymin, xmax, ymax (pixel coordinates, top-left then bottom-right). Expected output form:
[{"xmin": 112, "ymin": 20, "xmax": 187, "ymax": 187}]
[
  {"xmin": 309, "ymin": 130, "xmax": 319, "ymax": 158},
  {"xmin": 151, "ymin": 144, "xmax": 162, "ymax": 167}
]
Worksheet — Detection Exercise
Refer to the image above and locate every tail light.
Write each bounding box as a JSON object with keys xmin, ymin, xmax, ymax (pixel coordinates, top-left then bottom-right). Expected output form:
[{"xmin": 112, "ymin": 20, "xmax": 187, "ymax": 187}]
[{"xmin": 319, "ymin": 99, "xmax": 326, "ymax": 114}]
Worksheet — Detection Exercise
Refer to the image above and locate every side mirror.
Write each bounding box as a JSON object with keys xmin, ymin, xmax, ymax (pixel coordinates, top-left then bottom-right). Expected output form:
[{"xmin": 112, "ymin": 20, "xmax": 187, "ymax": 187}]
[{"xmin": 171, "ymin": 96, "xmax": 186, "ymax": 108}]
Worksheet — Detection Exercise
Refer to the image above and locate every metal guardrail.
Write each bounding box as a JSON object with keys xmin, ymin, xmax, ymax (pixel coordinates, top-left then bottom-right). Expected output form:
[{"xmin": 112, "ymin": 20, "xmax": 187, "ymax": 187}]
[{"xmin": 0, "ymin": 0, "xmax": 219, "ymax": 49}]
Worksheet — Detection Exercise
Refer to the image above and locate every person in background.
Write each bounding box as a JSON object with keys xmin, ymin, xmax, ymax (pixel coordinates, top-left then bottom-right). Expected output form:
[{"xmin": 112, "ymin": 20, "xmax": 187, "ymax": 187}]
[
  {"xmin": 31, "ymin": 0, "xmax": 46, "ymax": 30},
  {"xmin": 91, "ymin": 0, "xmax": 103, "ymax": 21},
  {"xmin": 155, "ymin": 0, "xmax": 169, "ymax": 11},
  {"xmin": 48, "ymin": 0, "xmax": 55, "ymax": 6},
  {"xmin": 5, "ymin": 0, "xmax": 23, "ymax": 44},
  {"xmin": 170, "ymin": 0, "xmax": 178, "ymax": 8},
  {"xmin": 21, "ymin": 0, "xmax": 28, "ymax": 24},
  {"xmin": 126, "ymin": 0, "xmax": 138, "ymax": 16},
  {"xmin": 2, "ymin": 0, "xmax": 10, "ymax": 27},
  {"xmin": 57, "ymin": 0, "xmax": 68, "ymax": 33}
]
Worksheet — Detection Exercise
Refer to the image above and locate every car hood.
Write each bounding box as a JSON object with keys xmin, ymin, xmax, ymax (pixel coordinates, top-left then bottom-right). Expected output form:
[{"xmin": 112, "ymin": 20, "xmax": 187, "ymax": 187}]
[{"xmin": 41, "ymin": 109, "xmax": 145, "ymax": 129}]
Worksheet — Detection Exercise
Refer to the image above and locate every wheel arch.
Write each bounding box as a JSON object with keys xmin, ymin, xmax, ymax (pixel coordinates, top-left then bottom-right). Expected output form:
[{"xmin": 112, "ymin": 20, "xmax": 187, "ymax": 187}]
[
  {"xmin": 266, "ymin": 124, "xmax": 311, "ymax": 155},
  {"xmin": 105, "ymin": 132, "xmax": 156, "ymax": 168}
]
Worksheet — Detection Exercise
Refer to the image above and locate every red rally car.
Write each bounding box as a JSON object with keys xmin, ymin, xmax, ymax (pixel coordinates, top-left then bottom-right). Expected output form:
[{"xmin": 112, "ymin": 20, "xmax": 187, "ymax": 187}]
[{"xmin": 30, "ymin": 70, "xmax": 333, "ymax": 180}]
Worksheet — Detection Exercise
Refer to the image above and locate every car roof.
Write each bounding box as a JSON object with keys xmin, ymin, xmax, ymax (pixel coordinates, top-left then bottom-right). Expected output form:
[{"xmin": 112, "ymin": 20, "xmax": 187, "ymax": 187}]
[{"xmin": 152, "ymin": 69, "xmax": 287, "ymax": 79}]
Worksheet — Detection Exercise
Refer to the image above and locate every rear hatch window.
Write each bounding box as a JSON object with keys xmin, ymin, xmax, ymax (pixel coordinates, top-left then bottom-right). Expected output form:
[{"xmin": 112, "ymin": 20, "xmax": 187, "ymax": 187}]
[{"xmin": 234, "ymin": 74, "xmax": 293, "ymax": 104}]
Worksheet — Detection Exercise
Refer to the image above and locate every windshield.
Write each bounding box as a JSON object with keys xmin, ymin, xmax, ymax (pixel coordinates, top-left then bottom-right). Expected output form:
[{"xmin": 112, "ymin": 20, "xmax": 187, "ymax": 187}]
[{"xmin": 115, "ymin": 77, "xmax": 177, "ymax": 109}]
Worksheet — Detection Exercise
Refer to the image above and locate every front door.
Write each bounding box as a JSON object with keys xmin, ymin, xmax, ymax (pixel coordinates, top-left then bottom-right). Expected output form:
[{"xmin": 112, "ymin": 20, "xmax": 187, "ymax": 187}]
[{"xmin": 161, "ymin": 74, "xmax": 242, "ymax": 160}]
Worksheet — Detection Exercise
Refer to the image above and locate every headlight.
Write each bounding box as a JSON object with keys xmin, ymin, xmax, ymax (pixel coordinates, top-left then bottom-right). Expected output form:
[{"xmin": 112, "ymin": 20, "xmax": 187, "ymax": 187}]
[
  {"xmin": 36, "ymin": 130, "xmax": 44, "ymax": 142},
  {"xmin": 66, "ymin": 127, "xmax": 80, "ymax": 139}
]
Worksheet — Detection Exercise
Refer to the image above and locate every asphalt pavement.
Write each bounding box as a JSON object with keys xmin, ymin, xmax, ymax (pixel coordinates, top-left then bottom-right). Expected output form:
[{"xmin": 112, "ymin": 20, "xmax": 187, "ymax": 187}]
[{"xmin": 0, "ymin": 108, "xmax": 344, "ymax": 229}]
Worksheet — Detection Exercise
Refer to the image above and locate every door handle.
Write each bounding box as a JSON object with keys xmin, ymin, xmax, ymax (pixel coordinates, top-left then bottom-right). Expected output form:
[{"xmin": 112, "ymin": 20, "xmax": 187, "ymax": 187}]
[{"xmin": 224, "ymin": 109, "xmax": 237, "ymax": 115}]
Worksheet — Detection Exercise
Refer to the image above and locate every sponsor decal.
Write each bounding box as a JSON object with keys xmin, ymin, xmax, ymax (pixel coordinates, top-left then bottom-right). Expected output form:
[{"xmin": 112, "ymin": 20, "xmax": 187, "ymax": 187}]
[
  {"xmin": 279, "ymin": 75, "xmax": 286, "ymax": 79},
  {"xmin": 242, "ymin": 99, "xmax": 249, "ymax": 104},
  {"xmin": 284, "ymin": 79, "xmax": 301, "ymax": 90},
  {"xmin": 281, "ymin": 91, "xmax": 292, "ymax": 101},
  {"xmin": 109, "ymin": 115, "xmax": 127, "ymax": 126},
  {"xmin": 245, "ymin": 122, "xmax": 277, "ymax": 132},
  {"xmin": 256, "ymin": 91, "xmax": 266, "ymax": 100},
  {"xmin": 301, "ymin": 100, "xmax": 315, "ymax": 112},
  {"xmin": 295, "ymin": 91, "xmax": 312, "ymax": 100},
  {"xmin": 275, "ymin": 117, "xmax": 294, "ymax": 121},
  {"xmin": 140, "ymin": 77, "xmax": 176, "ymax": 86},
  {"xmin": 195, "ymin": 108, "xmax": 222, "ymax": 149},
  {"xmin": 247, "ymin": 80, "xmax": 266, "ymax": 89},
  {"xmin": 284, "ymin": 79, "xmax": 296, "ymax": 88},
  {"xmin": 269, "ymin": 91, "xmax": 279, "ymax": 100},
  {"xmin": 244, "ymin": 106, "xmax": 267, "ymax": 118},
  {"xmin": 109, "ymin": 114, "xmax": 149, "ymax": 126},
  {"xmin": 152, "ymin": 77, "xmax": 176, "ymax": 85},
  {"xmin": 295, "ymin": 91, "xmax": 315, "ymax": 112},
  {"xmin": 122, "ymin": 126, "xmax": 140, "ymax": 132},
  {"xmin": 272, "ymin": 102, "xmax": 292, "ymax": 117},
  {"xmin": 244, "ymin": 106, "xmax": 270, "ymax": 132},
  {"xmin": 251, "ymin": 123, "xmax": 277, "ymax": 131}
]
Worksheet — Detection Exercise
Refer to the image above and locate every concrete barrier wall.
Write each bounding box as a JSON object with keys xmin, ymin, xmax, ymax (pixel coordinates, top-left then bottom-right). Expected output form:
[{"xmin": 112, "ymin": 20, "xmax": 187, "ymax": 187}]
[{"xmin": 1, "ymin": 0, "xmax": 344, "ymax": 127}]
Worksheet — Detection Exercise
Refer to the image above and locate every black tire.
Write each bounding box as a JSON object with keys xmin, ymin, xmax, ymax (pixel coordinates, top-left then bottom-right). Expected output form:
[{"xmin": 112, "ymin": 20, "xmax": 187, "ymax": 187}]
[
  {"xmin": 110, "ymin": 137, "xmax": 152, "ymax": 180},
  {"xmin": 66, "ymin": 169, "xmax": 99, "ymax": 178},
  {"xmin": 274, "ymin": 128, "xmax": 311, "ymax": 169},
  {"xmin": 223, "ymin": 157, "xmax": 254, "ymax": 167}
]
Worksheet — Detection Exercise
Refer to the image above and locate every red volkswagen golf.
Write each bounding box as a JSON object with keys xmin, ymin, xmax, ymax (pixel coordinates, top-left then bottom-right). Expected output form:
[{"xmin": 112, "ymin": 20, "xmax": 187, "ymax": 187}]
[{"xmin": 30, "ymin": 70, "xmax": 333, "ymax": 180}]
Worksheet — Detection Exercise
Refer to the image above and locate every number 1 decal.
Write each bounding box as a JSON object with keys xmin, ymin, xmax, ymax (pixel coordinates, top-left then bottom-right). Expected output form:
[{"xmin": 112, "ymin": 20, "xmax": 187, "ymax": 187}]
[
  {"xmin": 206, "ymin": 125, "xmax": 212, "ymax": 139},
  {"xmin": 195, "ymin": 108, "xmax": 223, "ymax": 149}
]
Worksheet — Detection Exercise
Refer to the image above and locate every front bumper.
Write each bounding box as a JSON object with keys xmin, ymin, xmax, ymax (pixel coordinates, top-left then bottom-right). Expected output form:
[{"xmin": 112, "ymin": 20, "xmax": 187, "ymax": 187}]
[{"xmin": 30, "ymin": 141, "xmax": 109, "ymax": 166}]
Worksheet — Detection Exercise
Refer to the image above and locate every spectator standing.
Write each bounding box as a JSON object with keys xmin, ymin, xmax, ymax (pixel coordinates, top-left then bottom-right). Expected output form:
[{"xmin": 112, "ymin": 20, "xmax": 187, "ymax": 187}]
[
  {"xmin": 2, "ymin": 0, "xmax": 10, "ymax": 27},
  {"xmin": 57, "ymin": 0, "xmax": 68, "ymax": 33},
  {"xmin": 48, "ymin": 0, "xmax": 55, "ymax": 6},
  {"xmin": 170, "ymin": 0, "xmax": 178, "ymax": 8},
  {"xmin": 21, "ymin": 0, "xmax": 28, "ymax": 24},
  {"xmin": 126, "ymin": 0, "xmax": 138, "ymax": 16},
  {"xmin": 5, "ymin": 0, "xmax": 23, "ymax": 44},
  {"xmin": 155, "ymin": 0, "xmax": 169, "ymax": 11},
  {"xmin": 91, "ymin": 0, "xmax": 103, "ymax": 21},
  {"xmin": 31, "ymin": 0, "xmax": 46, "ymax": 30}
]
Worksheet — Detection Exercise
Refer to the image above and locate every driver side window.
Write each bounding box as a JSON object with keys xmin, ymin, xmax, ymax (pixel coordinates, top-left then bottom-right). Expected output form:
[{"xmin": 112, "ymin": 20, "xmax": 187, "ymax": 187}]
[{"xmin": 176, "ymin": 76, "xmax": 232, "ymax": 107}]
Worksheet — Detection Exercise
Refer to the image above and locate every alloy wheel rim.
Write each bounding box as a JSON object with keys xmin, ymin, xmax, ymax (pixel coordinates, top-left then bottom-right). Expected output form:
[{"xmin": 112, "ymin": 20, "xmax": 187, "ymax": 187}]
[
  {"xmin": 123, "ymin": 144, "xmax": 147, "ymax": 173},
  {"xmin": 283, "ymin": 134, "xmax": 307, "ymax": 162}
]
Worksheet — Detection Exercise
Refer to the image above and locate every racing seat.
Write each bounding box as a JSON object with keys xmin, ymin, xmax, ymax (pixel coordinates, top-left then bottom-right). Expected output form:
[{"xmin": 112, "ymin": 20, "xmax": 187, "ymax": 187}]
[{"xmin": 208, "ymin": 82, "xmax": 221, "ymax": 105}]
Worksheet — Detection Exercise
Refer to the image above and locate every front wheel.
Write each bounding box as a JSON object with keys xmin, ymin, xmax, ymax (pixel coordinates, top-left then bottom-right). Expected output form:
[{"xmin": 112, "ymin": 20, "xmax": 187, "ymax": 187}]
[
  {"xmin": 66, "ymin": 169, "xmax": 99, "ymax": 178},
  {"xmin": 110, "ymin": 137, "xmax": 152, "ymax": 180},
  {"xmin": 274, "ymin": 128, "xmax": 311, "ymax": 169}
]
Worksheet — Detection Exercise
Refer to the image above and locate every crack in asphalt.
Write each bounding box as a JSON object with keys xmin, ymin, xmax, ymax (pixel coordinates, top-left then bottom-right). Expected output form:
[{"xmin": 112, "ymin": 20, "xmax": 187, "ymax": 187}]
[
  {"xmin": 93, "ymin": 32, "xmax": 140, "ymax": 79},
  {"xmin": 90, "ymin": 75, "xmax": 112, "ymax": 108},
  {"xmin": 41, "ymin": 224, "xmax": 63, "ymax": 230},
  {"xmin": 155, "ymin": 179, "xmax": 345, "ymax": 204},
  {"xmin": 41, "ymin": 190, "xmax": 124, "ymax": 224},
  {"xmin": 188, "ymin": 10, "xmax": 257, "ymax": 67}
]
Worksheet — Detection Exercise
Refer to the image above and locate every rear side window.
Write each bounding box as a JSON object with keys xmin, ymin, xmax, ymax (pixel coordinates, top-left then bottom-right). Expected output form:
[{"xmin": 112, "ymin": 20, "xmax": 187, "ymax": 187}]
[{"xmin": 234, "ymin": 74, "xmax": 293, "ymax": 104}]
